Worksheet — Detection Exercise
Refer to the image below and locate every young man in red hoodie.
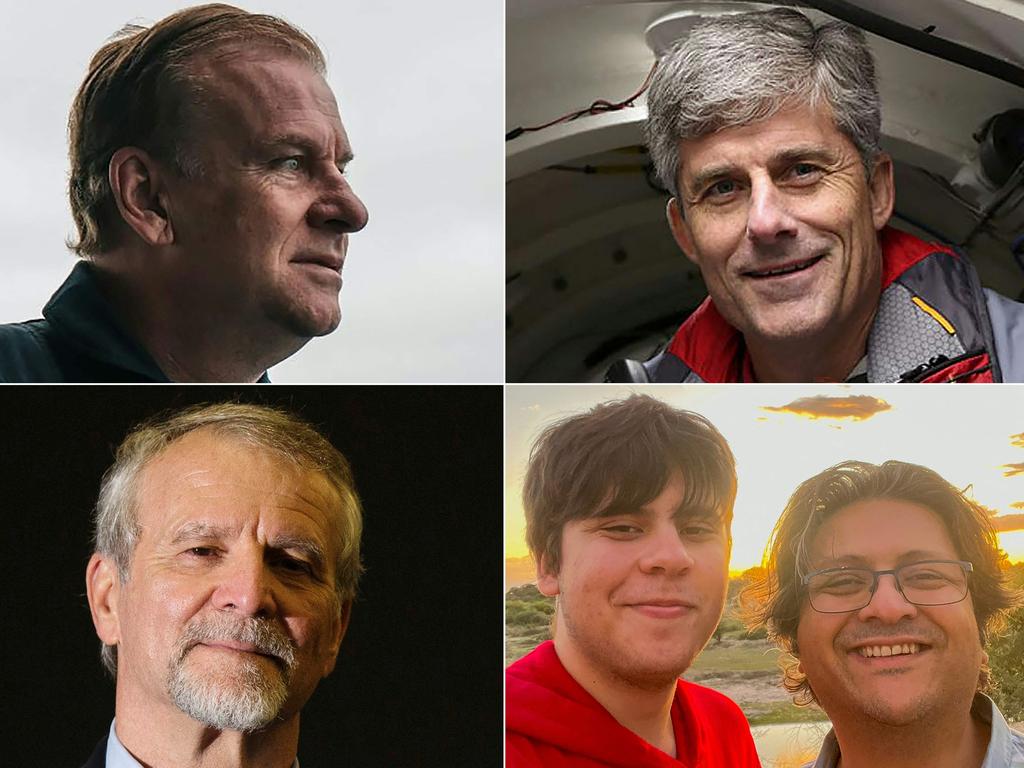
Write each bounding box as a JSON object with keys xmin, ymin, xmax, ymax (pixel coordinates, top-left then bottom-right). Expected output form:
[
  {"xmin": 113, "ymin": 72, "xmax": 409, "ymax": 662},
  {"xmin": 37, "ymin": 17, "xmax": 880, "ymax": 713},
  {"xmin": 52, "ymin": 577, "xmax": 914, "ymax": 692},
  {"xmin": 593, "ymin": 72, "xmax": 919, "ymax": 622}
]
[{"xmin": 506, "ymin": 395, "xmax": 760, "ymax": 767}]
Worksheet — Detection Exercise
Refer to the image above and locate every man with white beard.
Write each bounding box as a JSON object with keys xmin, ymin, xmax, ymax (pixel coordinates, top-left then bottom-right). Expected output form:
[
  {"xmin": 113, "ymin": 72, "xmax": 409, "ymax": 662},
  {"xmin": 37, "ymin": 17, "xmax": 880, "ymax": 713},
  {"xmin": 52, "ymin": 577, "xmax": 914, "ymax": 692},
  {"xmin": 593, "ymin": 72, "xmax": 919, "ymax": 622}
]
[{"xmin": 83, "ymin": 402, "xmax": 362, "ymax": 768}]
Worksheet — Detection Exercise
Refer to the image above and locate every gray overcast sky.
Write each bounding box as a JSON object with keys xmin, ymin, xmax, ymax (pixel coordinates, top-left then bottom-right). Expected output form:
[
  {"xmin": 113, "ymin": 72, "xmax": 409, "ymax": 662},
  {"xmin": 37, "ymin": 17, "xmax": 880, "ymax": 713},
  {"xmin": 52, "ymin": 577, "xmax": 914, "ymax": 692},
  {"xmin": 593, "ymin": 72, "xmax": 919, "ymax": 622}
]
[{"xmin": 0, "ymin": 0, "xmax": 503, "ymax": 382}]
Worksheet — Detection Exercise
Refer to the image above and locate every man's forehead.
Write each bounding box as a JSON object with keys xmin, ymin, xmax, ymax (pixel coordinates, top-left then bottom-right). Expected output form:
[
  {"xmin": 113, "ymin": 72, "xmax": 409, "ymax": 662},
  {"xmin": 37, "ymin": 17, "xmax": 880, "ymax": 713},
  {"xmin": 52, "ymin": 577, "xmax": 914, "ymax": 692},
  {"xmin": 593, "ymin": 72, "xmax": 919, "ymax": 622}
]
[
  {"xmin": 133, "ymin": 430, "xmax": 340, "ymax": 532},
  {"xmin": 808, "ymin": 499, "xmax": 958, "ymax": 564},
  {"xmin": 188, "ymin": 47, "xmax": 348, "ymax": 150},
  {"xmin": 678, "ymin": 104, "xmax": 850, "ymax": 180}
]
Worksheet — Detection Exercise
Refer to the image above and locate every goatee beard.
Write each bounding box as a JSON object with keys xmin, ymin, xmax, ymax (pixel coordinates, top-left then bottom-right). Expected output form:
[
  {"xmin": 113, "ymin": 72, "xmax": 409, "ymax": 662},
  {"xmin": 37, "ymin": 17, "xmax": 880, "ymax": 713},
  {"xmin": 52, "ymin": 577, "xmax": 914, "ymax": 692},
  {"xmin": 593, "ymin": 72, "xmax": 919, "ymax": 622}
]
[{"xmin": 167, "ymin": 614, "xmax": 297, "ymax": 733}]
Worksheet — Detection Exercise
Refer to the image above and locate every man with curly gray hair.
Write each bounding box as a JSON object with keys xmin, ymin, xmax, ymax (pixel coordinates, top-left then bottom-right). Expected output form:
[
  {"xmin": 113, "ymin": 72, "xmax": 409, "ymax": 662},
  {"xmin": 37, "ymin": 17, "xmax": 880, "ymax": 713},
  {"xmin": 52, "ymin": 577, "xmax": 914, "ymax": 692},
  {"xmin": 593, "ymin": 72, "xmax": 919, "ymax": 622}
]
[
  {"xmin": 83, "ymin": 402, "xmax": 362, "ymax": 768},
  {"xmin": 608, "ymin": 7, "xmax": 1023, "ymax": 384}
]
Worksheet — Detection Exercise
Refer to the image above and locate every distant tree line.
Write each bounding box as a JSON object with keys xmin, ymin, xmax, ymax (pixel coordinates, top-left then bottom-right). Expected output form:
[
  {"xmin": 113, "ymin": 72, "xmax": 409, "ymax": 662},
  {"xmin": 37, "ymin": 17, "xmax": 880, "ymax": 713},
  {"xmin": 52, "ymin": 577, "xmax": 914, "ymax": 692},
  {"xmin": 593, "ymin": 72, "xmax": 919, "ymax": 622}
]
[{"xmin": 506, "ymin": 560, "xmax": 1024, "ymax": 723}]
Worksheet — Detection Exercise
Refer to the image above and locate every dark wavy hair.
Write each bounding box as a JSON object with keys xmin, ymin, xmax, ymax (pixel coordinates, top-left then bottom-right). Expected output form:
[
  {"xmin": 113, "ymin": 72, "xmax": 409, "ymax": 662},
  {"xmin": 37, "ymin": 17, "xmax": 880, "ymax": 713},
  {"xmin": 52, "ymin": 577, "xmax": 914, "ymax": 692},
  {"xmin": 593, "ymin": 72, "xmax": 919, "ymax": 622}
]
[{"xmin": 523, "ymin": 394, "xmax": 737, "ymax": 575}]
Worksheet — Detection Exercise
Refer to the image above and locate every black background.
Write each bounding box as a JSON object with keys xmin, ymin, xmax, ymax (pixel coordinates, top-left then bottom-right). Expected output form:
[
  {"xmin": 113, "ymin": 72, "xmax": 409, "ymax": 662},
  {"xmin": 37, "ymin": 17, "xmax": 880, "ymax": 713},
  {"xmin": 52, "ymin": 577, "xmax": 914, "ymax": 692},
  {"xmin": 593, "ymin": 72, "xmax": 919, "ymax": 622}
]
[{"xmin": 1, "ymin": 385, "xmax": 502, "ymax": 766}]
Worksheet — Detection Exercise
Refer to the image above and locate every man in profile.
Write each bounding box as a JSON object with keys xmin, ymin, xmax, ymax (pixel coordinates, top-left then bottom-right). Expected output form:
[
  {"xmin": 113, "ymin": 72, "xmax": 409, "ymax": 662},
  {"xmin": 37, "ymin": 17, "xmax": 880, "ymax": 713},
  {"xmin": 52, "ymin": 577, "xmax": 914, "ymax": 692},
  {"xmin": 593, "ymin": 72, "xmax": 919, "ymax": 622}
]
[
  {"xmin": 608, "ymin": 8, "xmax": 1023, "ymax": 383},
  {"xmin": 83, "ymin": 402, "xmax": 362, "ymax": 767},
  {"xmin": 505, "ymin": 395, "xmax": 760, "ymax": 767},
  {"xmin": 745, "ymin": 460, "xmax": 1024, "ymax": 767},
  {"xmin": 0, "ymin": 4, "xmax": 368, "ymax": 382}
]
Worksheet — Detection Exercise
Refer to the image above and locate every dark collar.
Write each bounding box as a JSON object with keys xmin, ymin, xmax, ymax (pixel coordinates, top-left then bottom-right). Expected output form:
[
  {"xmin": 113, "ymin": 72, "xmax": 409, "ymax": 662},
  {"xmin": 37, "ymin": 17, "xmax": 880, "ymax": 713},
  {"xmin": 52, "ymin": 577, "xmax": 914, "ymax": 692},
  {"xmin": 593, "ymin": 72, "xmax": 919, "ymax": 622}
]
[
  {"xmin": 664, "ymin": 226, "xmax": 956, "ymax": 382},
  {"xmin": 43, "ymin": 262, "xmax": 269, "ymax": 383}
]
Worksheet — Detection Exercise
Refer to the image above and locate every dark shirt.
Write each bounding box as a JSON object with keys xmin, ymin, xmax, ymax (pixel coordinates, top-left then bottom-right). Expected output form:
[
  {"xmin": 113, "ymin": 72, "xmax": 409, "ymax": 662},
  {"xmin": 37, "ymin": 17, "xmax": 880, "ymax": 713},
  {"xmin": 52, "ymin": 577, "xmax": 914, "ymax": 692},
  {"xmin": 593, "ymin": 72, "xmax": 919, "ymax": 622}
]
[{"xmin": 0, "ymin": 262, "xmax": 268, "ymax": 383}]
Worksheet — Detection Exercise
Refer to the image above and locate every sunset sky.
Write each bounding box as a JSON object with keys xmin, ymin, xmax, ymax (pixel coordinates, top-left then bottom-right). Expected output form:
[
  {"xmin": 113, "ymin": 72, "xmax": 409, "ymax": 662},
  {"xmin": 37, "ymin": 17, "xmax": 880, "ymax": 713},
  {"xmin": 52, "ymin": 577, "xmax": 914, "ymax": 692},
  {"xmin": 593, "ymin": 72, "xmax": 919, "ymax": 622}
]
[{"xmin": 505, "ymin": 385, "xmax": 1024, "ymax": 586}]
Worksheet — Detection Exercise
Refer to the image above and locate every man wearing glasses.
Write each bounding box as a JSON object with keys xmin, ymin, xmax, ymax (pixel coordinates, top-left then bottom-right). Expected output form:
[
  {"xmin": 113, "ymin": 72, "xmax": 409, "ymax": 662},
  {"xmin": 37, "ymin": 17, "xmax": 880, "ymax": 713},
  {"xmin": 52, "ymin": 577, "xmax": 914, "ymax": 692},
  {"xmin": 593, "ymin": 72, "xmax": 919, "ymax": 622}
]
[{"xmin": 745, "ymin": 460, "xmax": 1024, "ymax": 767}]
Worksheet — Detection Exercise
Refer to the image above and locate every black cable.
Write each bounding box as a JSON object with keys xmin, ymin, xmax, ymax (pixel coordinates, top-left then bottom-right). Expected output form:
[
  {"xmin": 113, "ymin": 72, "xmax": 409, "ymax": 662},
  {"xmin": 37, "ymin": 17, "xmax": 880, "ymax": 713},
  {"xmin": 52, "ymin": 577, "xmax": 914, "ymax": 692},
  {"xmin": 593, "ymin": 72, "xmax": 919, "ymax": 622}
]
[
  {"xmin": 796, "ymin": 0, "xmax": 1024, "ymax": 88},
  {"xmin": 506, "ymin": 60, "xmax": 658, "ymax": 141}
]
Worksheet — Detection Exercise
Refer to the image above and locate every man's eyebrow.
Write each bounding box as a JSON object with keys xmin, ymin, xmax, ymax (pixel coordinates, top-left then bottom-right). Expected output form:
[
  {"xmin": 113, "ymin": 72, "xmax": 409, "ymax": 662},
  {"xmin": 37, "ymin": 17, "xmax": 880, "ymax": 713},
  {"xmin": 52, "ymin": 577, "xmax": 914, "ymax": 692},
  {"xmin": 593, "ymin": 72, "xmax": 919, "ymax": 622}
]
[
  {"xmin": 810, "ymin": 553, "xmax": 870, "ymax": 570},
  {"xmin": 169, "ymin": 524, "xmax": 328, "ymax": 568},
  {"xmin": 896, "ymin": 549, "xmax": 958, "ymax": 564},
  {"xmin": 268, "ymin": 533, "xmax": 327, "ymax": 567},
  {"xmin": 170, "ymin": 522, "xmax": 235, "ymax": 545},
  {"xmin": 590, "ymin": 505, "xmax": 653, "ymax": 521},
  {"xmin": 812, "ymin": 549, "xmax": 955, "ymax": 568},
  {"xmin": 685, "ymin": 163, "xmax": 738, "ymax": 196},
  {"xmin": 590, "ymin": 502, "xmax": 719, "ymax": 522},
  {"xmin": 684, "ymin": 146, "xmax": 839, "ymax": 195},
  {"xmin": 256, "ymin": 133, "xmax": 354, "ymax": 163},
  {"xmin": 766, "ymin": 145, "xmax": 840, "ymax": 169}
]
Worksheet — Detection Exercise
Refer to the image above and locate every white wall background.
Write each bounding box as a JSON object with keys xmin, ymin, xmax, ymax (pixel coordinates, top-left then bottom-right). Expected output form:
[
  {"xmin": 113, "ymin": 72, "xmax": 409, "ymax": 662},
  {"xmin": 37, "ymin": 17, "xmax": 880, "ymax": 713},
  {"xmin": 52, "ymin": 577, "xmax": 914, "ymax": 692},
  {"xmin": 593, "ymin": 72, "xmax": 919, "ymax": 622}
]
[{"xmin": 0, "ymin": 0, "xmax": 503, "ymax": 382}]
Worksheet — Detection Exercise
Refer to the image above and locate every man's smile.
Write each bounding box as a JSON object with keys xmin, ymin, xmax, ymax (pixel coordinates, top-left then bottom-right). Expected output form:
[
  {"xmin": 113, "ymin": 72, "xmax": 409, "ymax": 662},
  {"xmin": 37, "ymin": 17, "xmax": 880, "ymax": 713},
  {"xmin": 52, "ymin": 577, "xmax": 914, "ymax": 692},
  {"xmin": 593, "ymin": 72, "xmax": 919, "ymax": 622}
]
[{"xmin": 743, "ymin": 253, "xmax": 826, "ymax": 279}]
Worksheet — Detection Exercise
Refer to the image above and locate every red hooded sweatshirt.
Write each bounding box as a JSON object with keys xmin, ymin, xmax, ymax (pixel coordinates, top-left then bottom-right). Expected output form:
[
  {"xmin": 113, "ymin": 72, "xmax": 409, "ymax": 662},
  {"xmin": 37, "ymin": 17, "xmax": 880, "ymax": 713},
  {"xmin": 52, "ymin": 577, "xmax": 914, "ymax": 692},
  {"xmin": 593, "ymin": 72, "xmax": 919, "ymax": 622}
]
[{"xmin": 506, "ymin": 641, "xmax": 761, "ymax": 767}]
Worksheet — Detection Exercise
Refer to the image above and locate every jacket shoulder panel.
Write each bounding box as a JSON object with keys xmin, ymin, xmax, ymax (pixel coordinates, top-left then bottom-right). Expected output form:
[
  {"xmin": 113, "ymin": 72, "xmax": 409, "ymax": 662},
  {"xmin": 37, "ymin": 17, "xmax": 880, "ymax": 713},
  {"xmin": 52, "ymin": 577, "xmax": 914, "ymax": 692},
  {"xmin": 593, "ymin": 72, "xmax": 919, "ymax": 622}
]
[
  {"xmin": 984, "ymin": 288, "xmax": 1024, "ymax": 382},
  {"xmin": 0, "ymin": 320, "xmax": 64, "ymax": 382}
]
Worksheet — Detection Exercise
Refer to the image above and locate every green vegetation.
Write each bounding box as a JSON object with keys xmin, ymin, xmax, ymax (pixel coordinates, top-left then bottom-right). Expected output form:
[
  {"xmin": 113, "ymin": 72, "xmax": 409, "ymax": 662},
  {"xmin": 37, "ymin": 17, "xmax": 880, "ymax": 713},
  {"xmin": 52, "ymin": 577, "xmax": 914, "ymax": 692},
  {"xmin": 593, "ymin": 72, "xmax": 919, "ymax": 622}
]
[
  {"xmin": 504, "ymin": 563, "xmax": 1024, "ymax": 727},
  {"xmin": 747, "ymin": 701, "xmax": 828, "ymax": 726},
  {"xmin": 989, "ymin": 561, "xmax": 1024, "ymax": 723},
  {"xmin": 689, "ymin": 639, "xmax": 781, "ymax": 674},
  {"xmin": 505, "ymin": 584, "xmax": 554, "ymax": 665}
]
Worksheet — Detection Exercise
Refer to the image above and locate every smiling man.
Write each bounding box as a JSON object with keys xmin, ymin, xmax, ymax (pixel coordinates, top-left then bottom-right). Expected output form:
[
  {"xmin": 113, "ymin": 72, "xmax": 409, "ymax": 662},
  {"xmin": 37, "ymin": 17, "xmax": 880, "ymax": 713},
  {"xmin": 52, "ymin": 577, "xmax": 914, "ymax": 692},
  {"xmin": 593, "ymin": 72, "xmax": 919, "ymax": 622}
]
[
  {"xmin": 0, "ymin": 4, "xmax": 368, "ymax": 382},
  {"xmin": 84, "ymin": 402, "xmax": 362, "ymax": 768},
  {"xmin": 505, "ymin": 395, "xmax": 760, "ymax": 767},
  {"xmin": 608, "ymin": 8, "xmax": 1023, "ymax": 383},
  {"xmin": 745, "ymin": 460, "xmax": 1024, "ymax": 768}
]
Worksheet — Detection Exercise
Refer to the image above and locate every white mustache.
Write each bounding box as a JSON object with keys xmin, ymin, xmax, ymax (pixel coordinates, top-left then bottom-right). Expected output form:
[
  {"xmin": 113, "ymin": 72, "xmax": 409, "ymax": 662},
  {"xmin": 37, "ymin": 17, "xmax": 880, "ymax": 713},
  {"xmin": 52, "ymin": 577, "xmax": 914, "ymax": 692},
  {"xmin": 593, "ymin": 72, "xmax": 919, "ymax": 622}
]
[{"xmin": 177, "ymin": 616, "xmax": 297, "ymax": 670}]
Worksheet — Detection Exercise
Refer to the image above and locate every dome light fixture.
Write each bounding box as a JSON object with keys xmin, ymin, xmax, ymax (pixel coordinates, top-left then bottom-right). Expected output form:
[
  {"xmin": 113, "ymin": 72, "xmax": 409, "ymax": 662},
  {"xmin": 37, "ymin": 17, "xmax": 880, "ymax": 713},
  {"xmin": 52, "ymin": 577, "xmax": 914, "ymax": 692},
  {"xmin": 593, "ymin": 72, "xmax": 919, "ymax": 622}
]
[{"xmin": 644, "ymin": 2, "xmax": 777, "ymax": 57}]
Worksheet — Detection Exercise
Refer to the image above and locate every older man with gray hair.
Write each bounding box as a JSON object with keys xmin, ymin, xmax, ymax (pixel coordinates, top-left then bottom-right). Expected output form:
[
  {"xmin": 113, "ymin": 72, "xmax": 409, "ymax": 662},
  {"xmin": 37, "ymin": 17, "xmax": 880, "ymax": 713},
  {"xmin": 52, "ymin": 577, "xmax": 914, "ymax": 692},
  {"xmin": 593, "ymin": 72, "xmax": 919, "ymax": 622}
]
[
  {"xmin": 608, "ymin": 7, "xmax": 1023, "ymax": 384},
  {"xmin": 84, "ymin": 402, "xmax": 361, "ymax": 768}
]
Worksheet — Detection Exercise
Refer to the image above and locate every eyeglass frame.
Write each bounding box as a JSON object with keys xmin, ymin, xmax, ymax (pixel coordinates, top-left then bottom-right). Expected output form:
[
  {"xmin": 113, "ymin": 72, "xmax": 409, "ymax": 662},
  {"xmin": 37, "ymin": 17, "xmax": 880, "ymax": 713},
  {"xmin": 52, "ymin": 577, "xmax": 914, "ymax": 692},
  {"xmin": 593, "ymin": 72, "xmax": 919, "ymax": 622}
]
[{"xmin": 800, "ymin": 559, "xmax": 974, "ymax": 614}]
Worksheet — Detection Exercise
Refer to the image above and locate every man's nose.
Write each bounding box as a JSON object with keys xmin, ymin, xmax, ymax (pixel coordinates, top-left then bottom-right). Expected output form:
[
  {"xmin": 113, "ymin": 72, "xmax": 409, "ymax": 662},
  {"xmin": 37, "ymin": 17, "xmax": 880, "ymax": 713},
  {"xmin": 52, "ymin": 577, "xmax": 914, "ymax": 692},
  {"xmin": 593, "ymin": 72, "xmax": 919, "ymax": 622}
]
[
  {"xmin": 211, "ymin": 556, "xmax": 279, "ymax": 618},
  {"xmin": 307, "ymin": 173, "xmax": 369, "ymax": 234},
  {"xmin": 638, "ymin": 525, "xmax": 695, "ymax": 575},
  {"xmin": 857, "ymin": 573, "xmax": 918, "ymax": 624},
  {"xmin": 746, "ymin": 176, "xmax": 798, "ymax": 243}
]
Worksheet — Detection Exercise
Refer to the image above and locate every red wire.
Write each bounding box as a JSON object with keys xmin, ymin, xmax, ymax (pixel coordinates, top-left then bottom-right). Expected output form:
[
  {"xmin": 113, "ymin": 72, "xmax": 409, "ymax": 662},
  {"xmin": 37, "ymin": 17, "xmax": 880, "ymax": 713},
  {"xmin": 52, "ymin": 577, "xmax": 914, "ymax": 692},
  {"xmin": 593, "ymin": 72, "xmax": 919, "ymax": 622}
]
[{"xmin": 520, "ymin": 59, "xmax": 659, "ymax": 134}]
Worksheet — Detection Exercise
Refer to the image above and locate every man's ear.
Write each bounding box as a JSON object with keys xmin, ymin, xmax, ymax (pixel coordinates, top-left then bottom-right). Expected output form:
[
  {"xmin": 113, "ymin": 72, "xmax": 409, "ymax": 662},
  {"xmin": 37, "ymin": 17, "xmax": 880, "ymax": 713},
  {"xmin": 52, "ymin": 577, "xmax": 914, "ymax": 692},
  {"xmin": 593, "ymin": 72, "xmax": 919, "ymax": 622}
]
[
  {"xmin": 667, "ymin": 198, "xmax": 700, "ymax": 266},
  {"xmin": 867, "ymin": 152, "xmax": 895, "ymax": 231},
  {"xmin": 108, "ymin": 147, "xmax": 176, "ymax": 247},
  {"xmin": 321, "ymin": 600, "xmax": 352, "ymax": 678},
  {"xmin": 86, "ymin": 553, "xmax": 122, "ymax": 648},
  {"xmin": 536, "ymin": 555, "xmax": 560, "ymax": 598}
]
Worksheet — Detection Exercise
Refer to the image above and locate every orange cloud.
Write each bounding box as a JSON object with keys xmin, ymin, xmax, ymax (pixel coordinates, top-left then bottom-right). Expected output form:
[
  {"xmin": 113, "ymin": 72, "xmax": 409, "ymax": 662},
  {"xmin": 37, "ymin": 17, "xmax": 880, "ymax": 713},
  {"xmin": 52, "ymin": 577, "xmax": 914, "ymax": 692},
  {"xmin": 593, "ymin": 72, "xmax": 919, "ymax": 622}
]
[
  {"xmin": 761, "ymin": 395, "xmax": 892, "ymax": 421},
  {"xmin": 1011, "ymin": 433, "xmax": 1024, "ymax": 448},
  {"xmin": 990, "ymin": 513, "xmax": 1024, "ymax": 533},
  {"xmin": 1002, "ymin": 463, "xmax": 1024, "ymax": 478},
  {"xmin": 506, "ymin": 555, "xmax": 537, "ymax": 588},
  {"xmin": 976, "ymin": 501, "xmax": 1001, "ymax": 518},
  {"xmin": 1010, "ymin": 501, "xmax": 1024, "ymax": 510}
]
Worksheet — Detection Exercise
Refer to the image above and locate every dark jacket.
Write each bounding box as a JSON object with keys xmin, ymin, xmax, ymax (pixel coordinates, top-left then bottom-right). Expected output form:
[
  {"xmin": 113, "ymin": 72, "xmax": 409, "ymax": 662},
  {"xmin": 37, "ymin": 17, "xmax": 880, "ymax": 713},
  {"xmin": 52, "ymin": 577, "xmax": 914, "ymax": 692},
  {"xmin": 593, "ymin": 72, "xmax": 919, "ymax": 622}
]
[
  {"xmin": 0, "ymin": 262, "xmax": 169, "ymax": 382},
  {"xmin": 0, "ymin": 262, "xmax": 269, "ymax": 383},
  {"xmin": 607, "ymin": 228, "xmax": 1024, "ymax": 383},
  {"xmin": 80, "ymin": 734, "xmax": 107, "ymax": 768}
]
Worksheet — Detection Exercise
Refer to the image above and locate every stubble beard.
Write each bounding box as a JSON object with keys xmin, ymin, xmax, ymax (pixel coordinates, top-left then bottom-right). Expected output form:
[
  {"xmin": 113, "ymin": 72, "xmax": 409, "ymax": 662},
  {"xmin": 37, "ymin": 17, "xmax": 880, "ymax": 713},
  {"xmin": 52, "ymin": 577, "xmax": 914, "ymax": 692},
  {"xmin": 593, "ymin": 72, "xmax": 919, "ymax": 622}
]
[
  {"xmin": 559, "ymin": 594, "xmax": 696, "ymax": 692},
  {"xmin": 167, "ymin": 615, "xmax": 298, "ymax": 733}
]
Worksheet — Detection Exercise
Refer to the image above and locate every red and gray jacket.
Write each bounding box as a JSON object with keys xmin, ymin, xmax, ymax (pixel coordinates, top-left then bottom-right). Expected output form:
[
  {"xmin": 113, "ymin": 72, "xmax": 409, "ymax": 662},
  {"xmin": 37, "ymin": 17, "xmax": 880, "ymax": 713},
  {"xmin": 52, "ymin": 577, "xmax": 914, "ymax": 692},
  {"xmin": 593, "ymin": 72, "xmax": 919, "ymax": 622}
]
[{"xmin": 607, "ymin": 228, "xmax": 1024, "ymax": 383}]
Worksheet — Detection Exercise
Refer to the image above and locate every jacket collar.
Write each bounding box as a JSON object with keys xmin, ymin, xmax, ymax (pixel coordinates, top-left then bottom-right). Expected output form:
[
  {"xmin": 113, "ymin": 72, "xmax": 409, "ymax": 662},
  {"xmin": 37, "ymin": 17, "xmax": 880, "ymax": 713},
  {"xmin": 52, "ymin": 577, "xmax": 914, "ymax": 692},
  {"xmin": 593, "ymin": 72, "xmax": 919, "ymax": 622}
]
[
  {"xmin": 664, "ymin": 226, "xmax": 956, "ymax": 382},
  {"xmin": 43, "ymin": 262, "xmax": 270, "ymax": 383}
]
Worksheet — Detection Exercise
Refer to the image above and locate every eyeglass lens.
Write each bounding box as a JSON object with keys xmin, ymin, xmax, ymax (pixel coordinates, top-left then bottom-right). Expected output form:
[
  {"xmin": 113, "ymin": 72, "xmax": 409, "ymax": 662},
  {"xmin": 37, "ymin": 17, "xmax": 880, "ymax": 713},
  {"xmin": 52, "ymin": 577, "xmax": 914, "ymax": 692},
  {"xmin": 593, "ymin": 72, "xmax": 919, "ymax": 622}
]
[{"xmin": 807, "ymin": 561, "xmax": 969, "ymax": 613}]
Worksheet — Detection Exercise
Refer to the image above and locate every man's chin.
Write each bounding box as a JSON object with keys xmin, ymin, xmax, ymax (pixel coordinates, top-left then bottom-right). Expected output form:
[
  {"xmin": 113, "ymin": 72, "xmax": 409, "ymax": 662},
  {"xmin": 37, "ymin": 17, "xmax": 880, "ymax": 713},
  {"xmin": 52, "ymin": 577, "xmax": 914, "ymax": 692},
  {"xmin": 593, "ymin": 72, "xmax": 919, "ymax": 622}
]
[
  {"xmin": 606, "ymin": 647, "xmax": 696, "ymax": 690},
  {"xmin": 270, "ymin": 299, "xmax": 342, "ymax": 339},
  {"xmin": 843, "ymin": 683, "xmax": 938, "ymax": 727},
  {"xmin": 170, "ymin": 675, "xmax": 288, "ymax": 733},
  {"xmin": 168, "ymin": 652, "xmax": 290, "ymax": 733},
  {"xmin": 746, "ymin": 308, "xmax": 833, "ymax": 345}
]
